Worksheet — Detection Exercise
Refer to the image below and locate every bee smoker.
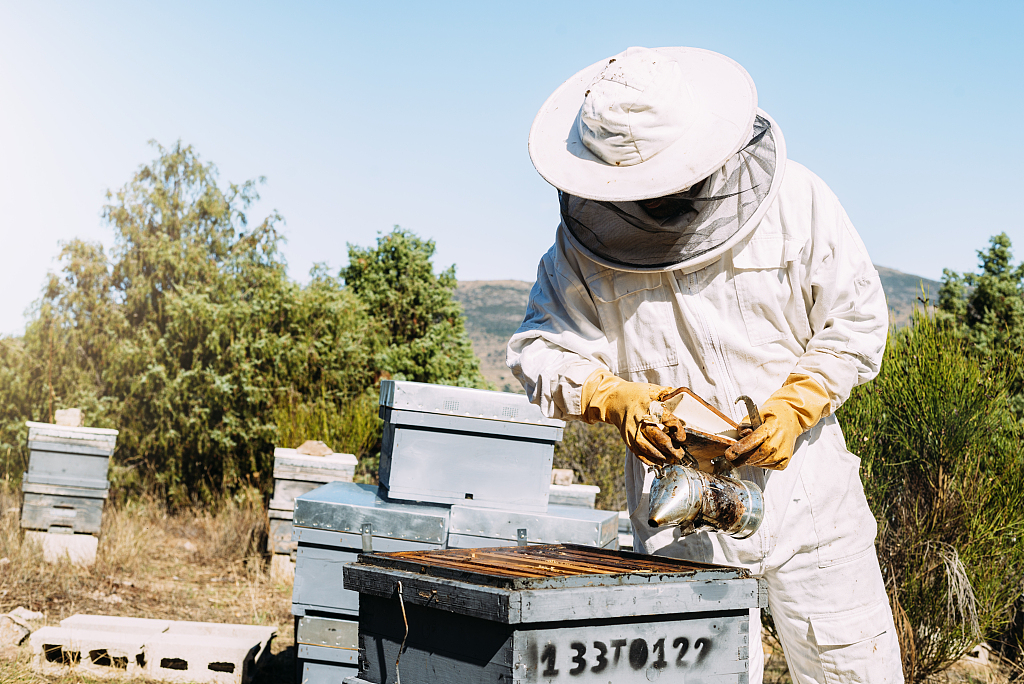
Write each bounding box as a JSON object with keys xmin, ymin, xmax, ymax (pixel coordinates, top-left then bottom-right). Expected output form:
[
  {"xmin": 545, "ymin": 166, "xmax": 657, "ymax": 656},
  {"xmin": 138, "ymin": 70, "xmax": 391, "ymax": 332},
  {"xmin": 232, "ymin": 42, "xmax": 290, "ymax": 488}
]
[
  {"xmin": 647, "ymin": 464, "xmax": 764, "ymax": 538},
  {"xmin": 645, "ymin": 395, "xmax": 765, "ymax": 539}
]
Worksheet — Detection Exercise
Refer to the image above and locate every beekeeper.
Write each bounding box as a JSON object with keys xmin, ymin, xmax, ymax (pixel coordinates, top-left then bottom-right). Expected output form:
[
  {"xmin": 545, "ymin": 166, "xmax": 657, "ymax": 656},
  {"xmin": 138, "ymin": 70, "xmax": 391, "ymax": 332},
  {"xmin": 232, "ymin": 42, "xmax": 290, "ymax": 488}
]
[{"xmin": 508, "ymin": 47, "xmax": 903, "ymax": 683}]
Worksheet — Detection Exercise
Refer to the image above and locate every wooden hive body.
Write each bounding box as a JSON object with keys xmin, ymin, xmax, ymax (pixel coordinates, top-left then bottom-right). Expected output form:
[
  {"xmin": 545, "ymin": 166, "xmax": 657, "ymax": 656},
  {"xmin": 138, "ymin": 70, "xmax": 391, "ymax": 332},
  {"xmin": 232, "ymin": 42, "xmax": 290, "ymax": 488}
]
[{"xmin": 344, "ymin": 544, "xmax": 763, "ymax": 684}]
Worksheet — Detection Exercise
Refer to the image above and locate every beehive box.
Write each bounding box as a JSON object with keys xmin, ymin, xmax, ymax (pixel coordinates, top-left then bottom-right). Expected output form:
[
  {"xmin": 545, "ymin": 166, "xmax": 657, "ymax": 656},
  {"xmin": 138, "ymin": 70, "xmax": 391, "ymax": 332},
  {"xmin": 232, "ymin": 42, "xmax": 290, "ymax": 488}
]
[
  {"xmin": 290, "ymin": 481, "xmax": 450, "ymax": 619},
  {"xmin": 547, "ymin": 483, "xmax": 600, "ymax": 508},
  {"xmin": 445, "ymin": 504, "xmax": 618, "ymax": 550},
  {"xmin": 295, "ymin": 615, "xmax": 359, "ymax": 679},
  {"xmin": 21, "ymin": 421, "xmax": 116, "ymax": 560},
  {"xmin": 266, "ymin": 446, "xmax": 356, "ymax": 583},
  {"xmin": 345, "ymin": 545, "xmax": 763, "ymax": 684},
  {"xmin": 20, "ymin": 482, "xmax": 107, "ymax": 535},
  {"xmin": 23, "ymin": 422, "xmax": 117, "ymax": 492},
  {"xmin": 378, "ymin": 381, "xmax": 563, "ymax": 513}
]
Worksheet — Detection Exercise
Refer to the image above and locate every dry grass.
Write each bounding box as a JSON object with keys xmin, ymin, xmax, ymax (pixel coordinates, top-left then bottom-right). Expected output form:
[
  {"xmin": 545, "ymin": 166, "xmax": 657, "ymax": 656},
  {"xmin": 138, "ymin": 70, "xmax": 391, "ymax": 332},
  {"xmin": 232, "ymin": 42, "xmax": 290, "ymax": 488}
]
[
  {"xmin": 760, "ymin": 631, "xmax": 1020, "ymax": 684},
  {"xmin": 0, "ymin": 483, "xmax": 295, "ymax": 683}
]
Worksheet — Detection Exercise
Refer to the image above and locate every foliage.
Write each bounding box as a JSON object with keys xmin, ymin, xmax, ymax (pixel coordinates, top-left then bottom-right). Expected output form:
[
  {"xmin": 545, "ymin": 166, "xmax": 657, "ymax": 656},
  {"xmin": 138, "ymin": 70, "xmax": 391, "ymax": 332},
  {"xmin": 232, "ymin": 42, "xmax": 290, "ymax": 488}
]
[
  {"xmin": 342, "ymin": 228, "xmax": 488, "ymax": 389},
  {"xmin": 0, "ymin": 142, "xmax": 483, "ymax": 502},
  {"xmin": 939, "ymin": 232, "xmax": 1024, "ymax": 354},
  {"xmin": 273, "ymin": 390, "xmax": 383, "ymax": 484},
  {"xmin": 839, "ymin": 311, "xmax": 1024, "ymax": 682},
  {"xmin": 554, "ymin": 421, "xmax": 628, "ymax": 511}
]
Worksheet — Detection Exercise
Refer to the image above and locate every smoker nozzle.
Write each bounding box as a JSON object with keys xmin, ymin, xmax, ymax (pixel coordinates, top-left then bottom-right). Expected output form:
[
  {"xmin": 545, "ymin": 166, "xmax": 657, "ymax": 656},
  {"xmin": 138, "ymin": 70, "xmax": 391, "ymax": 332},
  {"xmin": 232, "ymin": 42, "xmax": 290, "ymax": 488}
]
[{"xmin": 648, "ymin": 464, "xmax": 764, "ymax": 539}]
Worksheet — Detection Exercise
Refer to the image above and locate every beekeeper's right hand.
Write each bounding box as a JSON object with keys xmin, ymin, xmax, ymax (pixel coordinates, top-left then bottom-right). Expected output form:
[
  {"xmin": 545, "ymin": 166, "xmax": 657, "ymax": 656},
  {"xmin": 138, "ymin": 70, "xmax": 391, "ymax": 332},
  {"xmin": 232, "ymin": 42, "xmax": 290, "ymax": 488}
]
[{"xmin": 580, "ymin": 369, "xmax": 687, "ymax": 467}]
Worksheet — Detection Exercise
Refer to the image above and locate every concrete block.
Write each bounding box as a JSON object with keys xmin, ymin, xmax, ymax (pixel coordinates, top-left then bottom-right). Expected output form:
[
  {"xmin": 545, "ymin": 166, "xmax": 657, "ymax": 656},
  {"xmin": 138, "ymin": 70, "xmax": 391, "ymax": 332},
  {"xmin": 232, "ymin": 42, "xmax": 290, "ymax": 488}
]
[
  {"xmin": 29, "ymin": 614, "xmax": 276, "ymax": 684},
  {"xmin": 0, "ymin": 614, "xmax": 30, "ymax": 646},
  {"xmin": 295, "ymin": 440, "xmax": 333, "ymax": 456},
  {"xmin": 25, "ymin": 530, "xmax": 98, "ymax": 566},
  {"xmin": 270, "ymin": 553, "xmax": 295, "ymax": 584},
  {"xmin": 55, "ymin": 408, "xmax": 85, "ymax": 427}
]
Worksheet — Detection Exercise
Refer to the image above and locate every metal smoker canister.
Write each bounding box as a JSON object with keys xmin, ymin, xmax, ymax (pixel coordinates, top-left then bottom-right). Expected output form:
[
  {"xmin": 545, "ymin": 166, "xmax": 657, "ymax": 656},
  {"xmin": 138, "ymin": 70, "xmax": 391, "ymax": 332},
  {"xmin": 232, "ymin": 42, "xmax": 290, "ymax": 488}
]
[{"xmin": 648, "ymin": 464, "xmax": 764, "ymax": 539}]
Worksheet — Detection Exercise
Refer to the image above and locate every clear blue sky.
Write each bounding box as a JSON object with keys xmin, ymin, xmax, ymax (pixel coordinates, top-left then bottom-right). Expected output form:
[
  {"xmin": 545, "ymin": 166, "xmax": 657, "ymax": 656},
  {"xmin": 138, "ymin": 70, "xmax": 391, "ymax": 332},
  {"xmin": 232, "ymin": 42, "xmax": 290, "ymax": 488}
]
[{"xmin": 1, "ymin": 1, "xmax": 1021, "ymax": 334}]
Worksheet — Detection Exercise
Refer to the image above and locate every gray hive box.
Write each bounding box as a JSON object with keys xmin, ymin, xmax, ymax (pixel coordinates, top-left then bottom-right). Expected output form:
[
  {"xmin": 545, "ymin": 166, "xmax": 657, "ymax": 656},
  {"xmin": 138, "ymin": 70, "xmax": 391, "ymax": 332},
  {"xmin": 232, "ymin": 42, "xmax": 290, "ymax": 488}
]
[
  {"xmin": 267, "ymin": 447, "xmax": 357, "ymax": 556},
  {"xmin": 290, "ymin": 481, "xmax": 450, "ymax": 618},
  {"xmin": 21, "ymin": 422, "xmax": 117, "ymax": 538},
  {"xmin": 296, "ymin": 614, "xmax": 359, "ymax": 680},
  {"xmin": 446, "ymin": 504, "xmax": 618, "ymax": 550},
  {"xmin": 548, "ymin": 483, "xmax": 601, "ymax": 508},
  {"xmin": 345, "ymin": 545, "xmax": 763, "ymax": 684},
  {"xmin": 378, "ymin": 381, "xmax": 563, "ymax": 513}
]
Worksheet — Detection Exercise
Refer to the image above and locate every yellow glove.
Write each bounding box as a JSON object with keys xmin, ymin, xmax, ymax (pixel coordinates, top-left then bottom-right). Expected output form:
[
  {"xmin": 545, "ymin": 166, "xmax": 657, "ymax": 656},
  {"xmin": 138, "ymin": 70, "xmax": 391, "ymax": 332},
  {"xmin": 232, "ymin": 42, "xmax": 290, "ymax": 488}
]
[
  {"xmin": 724, "ymin": 373, "xmax": 832, "ymax": 470},
  {"xmin": 579, "ymin": 369, "xmax": 688, "ymax": 467}
]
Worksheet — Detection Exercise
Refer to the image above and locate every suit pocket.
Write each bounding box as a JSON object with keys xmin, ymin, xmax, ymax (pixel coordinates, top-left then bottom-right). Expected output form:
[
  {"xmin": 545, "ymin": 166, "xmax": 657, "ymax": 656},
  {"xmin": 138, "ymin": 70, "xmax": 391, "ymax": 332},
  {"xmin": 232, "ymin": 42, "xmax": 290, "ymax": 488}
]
[
  {"xmin": 587, "ymin": 271, "xmax": 679, "ymax": 375},
  {"xmin": 731, "ymin": 236, "xmax": 797, "ymax": 346},
  {"xmin": 811, "ymin": 601, "xmax": 900, "ymax": 684}
]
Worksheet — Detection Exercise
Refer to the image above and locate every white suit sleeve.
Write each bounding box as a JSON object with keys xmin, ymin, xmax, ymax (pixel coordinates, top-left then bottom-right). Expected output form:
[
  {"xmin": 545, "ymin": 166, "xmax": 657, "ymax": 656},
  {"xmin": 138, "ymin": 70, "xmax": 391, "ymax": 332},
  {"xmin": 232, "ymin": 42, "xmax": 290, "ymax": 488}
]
[
  {"xmin": 506, "ymin": 242, "xmax": 615, "ymax": 420},
  {"xmin": 792, "ymin": 174, "xmax": 889, "ymax": 410}
]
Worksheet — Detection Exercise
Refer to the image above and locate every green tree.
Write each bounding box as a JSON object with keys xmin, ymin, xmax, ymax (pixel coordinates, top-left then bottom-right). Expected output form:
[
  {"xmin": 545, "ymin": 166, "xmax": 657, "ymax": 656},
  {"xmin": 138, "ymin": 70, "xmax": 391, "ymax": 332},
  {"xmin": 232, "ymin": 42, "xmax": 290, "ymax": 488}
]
[
  {"xmin": 0, "ymin": 143, "xmax": 492, "ymax": 500},
  {"xmin": 938, "ymin": 232, "xmax": 1024, "ymax": 353},
  {"xmin": 0, "ymin": 142, "xmax": 386, "ymax": 502},
  {"xmin": 342, "ymin": 228, "xmax": 487, "ymax": 388}
]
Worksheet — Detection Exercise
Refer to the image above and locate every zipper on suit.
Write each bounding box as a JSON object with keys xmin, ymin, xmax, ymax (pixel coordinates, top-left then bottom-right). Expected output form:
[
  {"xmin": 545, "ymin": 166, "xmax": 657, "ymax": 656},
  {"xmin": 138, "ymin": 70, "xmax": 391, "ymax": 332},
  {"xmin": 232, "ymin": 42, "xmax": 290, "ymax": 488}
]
[
  {"xmin": 681, "ymin": 269, "xmax": 769, "ymax": 570},
  {"xmin": 683, "ymin": 271, "xmax": 742, "ymax": 414}
]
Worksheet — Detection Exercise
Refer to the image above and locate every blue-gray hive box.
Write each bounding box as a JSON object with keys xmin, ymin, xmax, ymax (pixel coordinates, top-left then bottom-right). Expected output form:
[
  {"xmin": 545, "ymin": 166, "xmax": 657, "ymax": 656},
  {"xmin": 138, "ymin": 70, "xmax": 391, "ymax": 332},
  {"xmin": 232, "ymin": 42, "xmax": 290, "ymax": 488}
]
[
  {"xmin": 344, "ymin": 545, "xmax": 763, "ymax": 684},
  {"xmin": 21, "ymin": 421, "xmax": 117, "ymax": 535},
  {"xmin": 267, "ymin": 447, "xmax": 357, "ymax": 556},
  {"xmin": 289, "ymin": 482, "xmax": 619, "ymax": 682},
  {"xmin": 378, "ymin": 381, "xmax": 563, "ymax": 513}
]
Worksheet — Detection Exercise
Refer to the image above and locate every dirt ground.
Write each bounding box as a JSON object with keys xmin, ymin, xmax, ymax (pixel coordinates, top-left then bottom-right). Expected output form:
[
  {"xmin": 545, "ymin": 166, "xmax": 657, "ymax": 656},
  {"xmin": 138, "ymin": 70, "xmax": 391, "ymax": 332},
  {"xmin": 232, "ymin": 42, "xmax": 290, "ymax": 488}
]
[
  {"xmin": 0, "ymin": 480, "xmax": 1017, "ymax": 684},
  {"xmin": 0, "ymin": 483, "xmax": 295, "ymax": 683}
]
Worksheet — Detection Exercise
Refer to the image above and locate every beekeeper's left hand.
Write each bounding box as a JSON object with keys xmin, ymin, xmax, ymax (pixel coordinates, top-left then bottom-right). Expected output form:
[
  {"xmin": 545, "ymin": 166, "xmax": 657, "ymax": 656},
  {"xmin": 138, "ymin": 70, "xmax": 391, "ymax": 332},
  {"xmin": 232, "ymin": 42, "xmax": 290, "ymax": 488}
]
[{"xmin": 725, "ymin": 374, "xmax": 832, "ymax": 470}]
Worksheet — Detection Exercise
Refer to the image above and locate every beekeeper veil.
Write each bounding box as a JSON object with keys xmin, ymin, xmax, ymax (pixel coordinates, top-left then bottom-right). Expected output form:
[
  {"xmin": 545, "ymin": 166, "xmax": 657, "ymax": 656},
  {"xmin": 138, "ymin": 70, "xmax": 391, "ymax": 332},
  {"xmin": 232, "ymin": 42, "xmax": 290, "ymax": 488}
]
[{"xmin": 528, "ymin": 46, "xmax": 787, "ymax": 272}]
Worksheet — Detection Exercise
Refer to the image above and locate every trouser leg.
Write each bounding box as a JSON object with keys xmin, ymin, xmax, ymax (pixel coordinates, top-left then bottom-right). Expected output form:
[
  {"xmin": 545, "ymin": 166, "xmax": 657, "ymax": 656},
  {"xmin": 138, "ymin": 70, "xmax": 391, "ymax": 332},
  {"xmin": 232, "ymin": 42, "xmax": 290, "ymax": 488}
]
[{"xmin": 764, "ymin": 547, "xmax": 903, "ymax": 684}]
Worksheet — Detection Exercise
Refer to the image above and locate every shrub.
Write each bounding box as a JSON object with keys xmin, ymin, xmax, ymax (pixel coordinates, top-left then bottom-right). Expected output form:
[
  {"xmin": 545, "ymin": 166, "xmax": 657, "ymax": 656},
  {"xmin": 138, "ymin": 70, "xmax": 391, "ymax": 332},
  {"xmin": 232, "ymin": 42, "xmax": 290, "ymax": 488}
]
[
  {"xmin": 839, "ymin": 312, "xmax": 1024, "ymax": 682},
  {"xmin": 554, "ymin": 421, "xmax": 628, "ymax": 511}
]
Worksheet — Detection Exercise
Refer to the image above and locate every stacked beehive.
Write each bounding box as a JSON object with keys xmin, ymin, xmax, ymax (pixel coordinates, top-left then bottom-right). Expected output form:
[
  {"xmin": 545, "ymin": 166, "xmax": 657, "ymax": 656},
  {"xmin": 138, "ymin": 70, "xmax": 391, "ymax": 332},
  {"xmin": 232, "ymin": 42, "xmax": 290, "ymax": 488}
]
[
  {"xmin": 266, "ymin": 440, "xmax": 356, "ymax": 582},
  {"xmin": 20, "ymin": 412, "xmax": 117, "ymax": 567},
  {"xmin": 291, "ymin": 381, "xmax": 620, "ymax": 682}
]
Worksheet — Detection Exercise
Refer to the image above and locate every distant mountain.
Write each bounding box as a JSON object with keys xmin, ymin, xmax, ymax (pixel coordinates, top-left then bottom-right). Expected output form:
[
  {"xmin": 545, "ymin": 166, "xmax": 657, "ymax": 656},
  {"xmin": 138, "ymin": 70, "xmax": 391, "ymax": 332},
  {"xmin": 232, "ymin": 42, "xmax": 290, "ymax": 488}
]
[
  {"xmin": 875, "ymin": 265, "xmax": 941, "ymax": 326},
  {"xmin": 455, "ymin": 266, "xmax": 941, "ymax": 391}
]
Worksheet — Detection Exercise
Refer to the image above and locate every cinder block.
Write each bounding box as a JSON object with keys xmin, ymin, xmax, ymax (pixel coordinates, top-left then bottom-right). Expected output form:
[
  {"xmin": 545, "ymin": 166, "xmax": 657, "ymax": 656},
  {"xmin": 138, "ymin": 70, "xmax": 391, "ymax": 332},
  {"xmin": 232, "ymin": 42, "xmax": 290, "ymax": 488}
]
[
  {"xmin": 25, "ymin": 530, "xmax": 98, "ymax": 566},
  {"xmin": 29, "ymin": 614, "xmax": 276, "ymax": 684}
]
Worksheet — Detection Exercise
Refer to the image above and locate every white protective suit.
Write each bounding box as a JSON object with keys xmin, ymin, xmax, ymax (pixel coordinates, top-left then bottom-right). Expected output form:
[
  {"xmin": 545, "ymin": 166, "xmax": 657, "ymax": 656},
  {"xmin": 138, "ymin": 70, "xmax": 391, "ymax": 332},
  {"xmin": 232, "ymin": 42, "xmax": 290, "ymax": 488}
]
[{"xmin": 507, "ymin": 161, "xmax": 904, "ymax": 683}]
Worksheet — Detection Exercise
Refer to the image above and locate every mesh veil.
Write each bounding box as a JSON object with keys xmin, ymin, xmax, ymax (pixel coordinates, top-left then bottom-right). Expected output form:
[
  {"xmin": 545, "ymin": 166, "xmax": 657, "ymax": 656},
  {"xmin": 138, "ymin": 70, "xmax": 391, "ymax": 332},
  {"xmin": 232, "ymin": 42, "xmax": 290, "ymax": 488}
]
[{"xmin": 560, "ymin": 115, "xmax": 778, "ymax": 269}]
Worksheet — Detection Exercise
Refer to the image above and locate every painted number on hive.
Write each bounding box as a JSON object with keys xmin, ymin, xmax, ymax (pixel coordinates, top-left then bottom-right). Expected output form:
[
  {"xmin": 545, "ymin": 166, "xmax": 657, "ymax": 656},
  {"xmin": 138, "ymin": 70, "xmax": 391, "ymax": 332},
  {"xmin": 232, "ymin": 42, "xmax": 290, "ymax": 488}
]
[{"xmin": 536, "ymin": 636, "xmax": 712, "ymax": 677}]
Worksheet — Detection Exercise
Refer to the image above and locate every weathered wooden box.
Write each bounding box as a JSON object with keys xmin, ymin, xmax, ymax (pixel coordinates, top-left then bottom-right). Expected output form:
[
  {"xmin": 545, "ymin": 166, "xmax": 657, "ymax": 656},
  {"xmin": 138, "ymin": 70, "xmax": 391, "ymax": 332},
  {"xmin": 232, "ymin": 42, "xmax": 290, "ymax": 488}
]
[
  {"xmin": 23, "ymin": 421, "xmax": 117, "ymax": 491},
  {"xmin": 20, "ymin": 486, "xmax": 105, "ymax": 534},
  {"xmin": 378, "ymin": 381, "xmax": 563, "ymax": 513},
  {"xmin": 291, "ymin": 482, "xmax": 449, "ymax": 618},
  {"xmin": 344, "ymin": 545, "xmax": 762, "ymax": 684},
  {"xmin": 296, "ymin": 614, "xmax": 359, "ymax": 679},
  {"xmin": 548, "ymin": 483, "xmax": 600, "ymax": 508},
  {"xmin": 266, "ymin": 447, "xmax": 357, "ymax": 556},
  {"xmin": 446, "ymin": 503, "xmax": 618, "ymax": 550},
  {"xmin": 21, "ymin": 422, "xmax": 116, "ymax": 539}
]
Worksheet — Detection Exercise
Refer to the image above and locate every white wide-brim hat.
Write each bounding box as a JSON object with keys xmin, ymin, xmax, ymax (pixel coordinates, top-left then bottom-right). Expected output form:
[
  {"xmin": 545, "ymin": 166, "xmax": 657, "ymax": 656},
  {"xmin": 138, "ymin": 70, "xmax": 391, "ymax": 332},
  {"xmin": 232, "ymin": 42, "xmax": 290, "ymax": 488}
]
[{"xmin": 529, "ymin": 47, "xmax": 757, "ymax": 202}]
